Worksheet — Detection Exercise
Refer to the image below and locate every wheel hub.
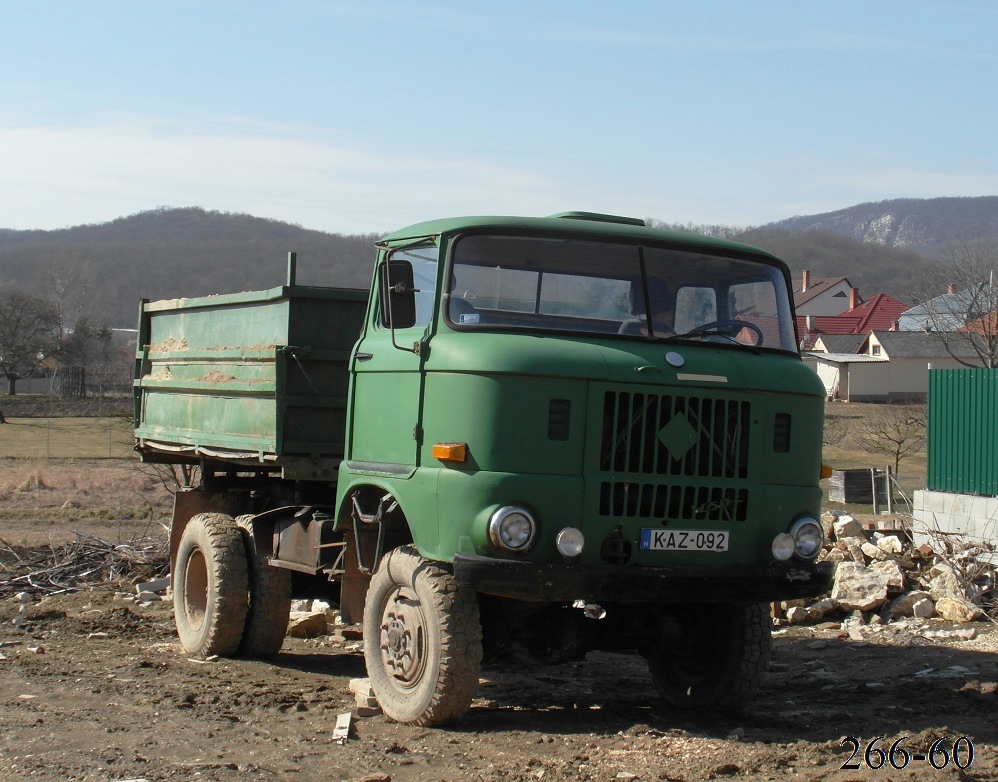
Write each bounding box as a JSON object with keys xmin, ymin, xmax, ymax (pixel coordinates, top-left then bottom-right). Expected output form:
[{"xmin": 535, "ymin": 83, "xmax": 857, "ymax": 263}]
[{"xmin": 379, "ymin": 589, "xmax": 426, "ymax": 687}]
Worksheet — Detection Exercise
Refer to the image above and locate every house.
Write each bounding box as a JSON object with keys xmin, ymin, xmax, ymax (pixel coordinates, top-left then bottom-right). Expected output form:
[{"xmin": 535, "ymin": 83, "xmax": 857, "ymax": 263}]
[
  {"xmin": 806, "ymin": 330, "xmax": 983, "ymax": 402},
  {"xmin": 793, "ymin": 269, "xmax": 856, "ymax": 316},
  {"xmin": 897, "ymin": 284, "xmax": 989, "ymax": 332},
  {"xmin": 796, "ymin": 292, "xmax": 909, "ymax": 350}
]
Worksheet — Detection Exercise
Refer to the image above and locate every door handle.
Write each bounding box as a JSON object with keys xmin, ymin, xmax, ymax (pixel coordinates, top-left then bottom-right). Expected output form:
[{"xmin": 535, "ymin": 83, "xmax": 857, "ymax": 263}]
[{"xmin": 354, "ymin": 352, "xmax": 374, "ymax": 361}]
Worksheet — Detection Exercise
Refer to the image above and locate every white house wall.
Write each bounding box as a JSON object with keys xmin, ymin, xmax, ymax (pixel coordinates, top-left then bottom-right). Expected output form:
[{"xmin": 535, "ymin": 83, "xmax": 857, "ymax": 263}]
[
  {"xmin": 846, "ymin": 362, "xmax": 890, "ymax": 401},
  {"xmin": 809, "ymin": 355, "xmax": 970, "ymax": 401},
  {"xmin": 814, "ymin": 362, "xmax": 840, "ymax": 396},
  {"xmin": 796, "ymin": 281, "xmax": 854, "ymax": 316}
]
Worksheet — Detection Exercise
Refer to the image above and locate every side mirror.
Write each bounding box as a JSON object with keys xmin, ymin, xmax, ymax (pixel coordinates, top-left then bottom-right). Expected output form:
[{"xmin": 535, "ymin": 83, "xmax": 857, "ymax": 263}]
[{"xmin": 379, "ymin": 260, "xmax": 417, "ymax": 329}]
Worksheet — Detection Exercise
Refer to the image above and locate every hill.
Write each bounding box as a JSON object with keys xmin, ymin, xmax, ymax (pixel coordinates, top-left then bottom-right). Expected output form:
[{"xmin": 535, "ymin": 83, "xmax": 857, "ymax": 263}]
[
  {"xmin": 0, "ymin": 208, "xmax": 379, "ymax": 328},
  {"xmin": 767, "ymin": 196, "xmax": 998, "ymax": 254},
  {"xmin": 658, "ymin": 196, "xmax": 998, "ymax": 302},
  {"xmin": 732, "ymin": 227, "xmax": 936, "ymax": 302}
]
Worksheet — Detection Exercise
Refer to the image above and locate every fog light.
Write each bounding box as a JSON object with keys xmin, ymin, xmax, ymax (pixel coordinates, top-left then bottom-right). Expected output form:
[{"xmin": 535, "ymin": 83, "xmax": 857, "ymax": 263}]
[
  {"xmin": 790, "ymin": 517, "xmax": 823, "ymax": 559},
  {"xmin": 772, "ymin": 533, "xmax": 794, "ymax": 561},
  {"xmin": 556, "ymin": 527, "xmax": 585, "ymax": 558},
  {"xmin": 488, "ymin": 506, "xmax": 536, "ymax": 553}
]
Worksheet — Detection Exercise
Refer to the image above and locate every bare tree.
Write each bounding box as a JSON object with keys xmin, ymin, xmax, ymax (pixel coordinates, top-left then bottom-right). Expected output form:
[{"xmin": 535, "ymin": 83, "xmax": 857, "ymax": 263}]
[
  {"xmin": 822, "ymin": 409, "xmax": 852, "ymax": 446},
  {"xmin": 858, "ymin": 403, "xmax": 927, "ymax": 473},
  {"xmin": 0, "ymin": 288, "xmax": 61, "ymax": 395},
  {"xmin": 906, "ymin": 238, "xmax": 998, "ymax": 368},
  {"xmin": 35, "ymin": 256, "xmax": 99, "ymax": 340}
]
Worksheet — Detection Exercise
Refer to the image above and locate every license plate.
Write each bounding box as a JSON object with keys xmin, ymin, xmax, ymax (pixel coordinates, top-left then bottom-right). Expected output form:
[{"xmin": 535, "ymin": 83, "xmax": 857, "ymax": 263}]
[{"xmin": 640, "ymin": 528, "xmax": 729, "ymax": 552}]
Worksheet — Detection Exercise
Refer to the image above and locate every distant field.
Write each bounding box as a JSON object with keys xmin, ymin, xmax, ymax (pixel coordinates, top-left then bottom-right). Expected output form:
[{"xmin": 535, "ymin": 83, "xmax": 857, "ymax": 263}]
[{"xmin": 0, "ymin": 417, "xmax": 135, "ymax": 459}]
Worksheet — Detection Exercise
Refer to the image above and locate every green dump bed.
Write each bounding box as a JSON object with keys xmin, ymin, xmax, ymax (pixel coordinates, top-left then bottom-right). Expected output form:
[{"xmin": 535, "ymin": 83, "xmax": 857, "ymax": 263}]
[{"xmin": 134, "ymin": 283, "xmax": 368, "ymax": 481}]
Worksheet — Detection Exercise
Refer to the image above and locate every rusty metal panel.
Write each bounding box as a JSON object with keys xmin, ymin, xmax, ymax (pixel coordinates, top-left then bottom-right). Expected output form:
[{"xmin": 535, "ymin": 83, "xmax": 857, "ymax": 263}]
[{"xmin": 928, "ymin": 368, "xmax": 998, "ymax": 495}]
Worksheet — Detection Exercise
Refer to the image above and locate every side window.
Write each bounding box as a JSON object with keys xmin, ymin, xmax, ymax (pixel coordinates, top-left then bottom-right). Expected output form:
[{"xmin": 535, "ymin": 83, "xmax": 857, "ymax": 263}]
[
  {"xmin": 675, "ymin": 287, "xmax": 717, "ymax": 333},
  {"xmin": 378, "ymin": 245, "xmax": 438, "ymax": 329}
]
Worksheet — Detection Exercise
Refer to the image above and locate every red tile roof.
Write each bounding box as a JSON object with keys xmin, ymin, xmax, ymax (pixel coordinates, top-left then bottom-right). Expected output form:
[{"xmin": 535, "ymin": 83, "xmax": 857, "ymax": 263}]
[{"xmin": 797, "ymin": 293, "xmax": 909, "ymax": 349}]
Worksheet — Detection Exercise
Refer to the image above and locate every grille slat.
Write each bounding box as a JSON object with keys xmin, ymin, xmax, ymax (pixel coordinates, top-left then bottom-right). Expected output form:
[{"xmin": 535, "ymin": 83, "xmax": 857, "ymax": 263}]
[
  {"xmin": 597, "ymin": 481, "xmax": 749, "ymax": 522},
  {"xmin": 596, "ymin": 390, "xmax": 752, "ymax": 523},
  {"xmin": 599, "ymin": 390, "xmax": 750, "ymax": 479}
]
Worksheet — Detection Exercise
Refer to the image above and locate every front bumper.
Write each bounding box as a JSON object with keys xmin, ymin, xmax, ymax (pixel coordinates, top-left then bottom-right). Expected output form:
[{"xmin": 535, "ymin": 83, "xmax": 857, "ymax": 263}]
[{"xmin": 453, "ymin": 553, "xmax": 833, "ymax": 603}]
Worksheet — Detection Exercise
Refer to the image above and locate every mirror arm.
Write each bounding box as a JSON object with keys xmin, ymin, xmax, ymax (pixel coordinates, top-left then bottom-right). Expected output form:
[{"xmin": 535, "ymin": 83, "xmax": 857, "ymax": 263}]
[{"xmin": 384, "ymin": 261, "xmax": 421, "ymax": 355}]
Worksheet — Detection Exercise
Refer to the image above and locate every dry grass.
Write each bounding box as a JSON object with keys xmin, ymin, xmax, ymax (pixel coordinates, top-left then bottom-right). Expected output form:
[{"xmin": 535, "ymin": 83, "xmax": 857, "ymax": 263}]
[
  {"xmin": 0, "ymin": 417, "xmax": 134, "ymax": 459},
  {"xmin": 0, "ymin": 456, "xmax": 173, "ymax": 544}
]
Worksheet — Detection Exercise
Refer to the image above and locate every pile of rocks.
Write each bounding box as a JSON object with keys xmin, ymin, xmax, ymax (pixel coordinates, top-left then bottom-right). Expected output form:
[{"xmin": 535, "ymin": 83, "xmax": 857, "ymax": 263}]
[{"xmin": 774, "ymin": 511, "xmax": 995, "ymax": 627}]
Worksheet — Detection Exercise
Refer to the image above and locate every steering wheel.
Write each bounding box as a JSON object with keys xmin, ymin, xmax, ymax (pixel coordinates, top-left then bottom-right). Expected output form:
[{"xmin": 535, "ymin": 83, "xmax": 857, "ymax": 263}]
[{"xmin": 691, "ymin": 319, "xmax": 763, "ymax": 346}]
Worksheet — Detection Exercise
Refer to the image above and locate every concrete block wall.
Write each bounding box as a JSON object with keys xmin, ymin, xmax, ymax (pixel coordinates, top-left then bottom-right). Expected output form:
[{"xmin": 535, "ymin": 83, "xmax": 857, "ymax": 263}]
[{"xmin": 913, "ymin": 489, "xmax": 998, "ymax": 562}]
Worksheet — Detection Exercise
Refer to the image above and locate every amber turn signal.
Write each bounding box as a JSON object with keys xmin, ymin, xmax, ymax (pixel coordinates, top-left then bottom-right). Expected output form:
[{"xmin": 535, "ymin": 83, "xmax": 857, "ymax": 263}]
[
  {"xmin": 432, "ymin": 442, "xmax": 467, "ymax": 463},
  {"xmin": 820, "ymin": 464, "xmax": 833, "ymax": 479}
]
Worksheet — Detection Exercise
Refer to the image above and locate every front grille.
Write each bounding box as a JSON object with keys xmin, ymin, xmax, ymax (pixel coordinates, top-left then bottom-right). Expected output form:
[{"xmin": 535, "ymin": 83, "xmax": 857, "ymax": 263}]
[
  {"xmin": 599, "ymin": 391, "xmax": 750, "ymax": 478},
  {"xmin": 599, "ymin": 481, "xmax": 748, "ymax": 522}
]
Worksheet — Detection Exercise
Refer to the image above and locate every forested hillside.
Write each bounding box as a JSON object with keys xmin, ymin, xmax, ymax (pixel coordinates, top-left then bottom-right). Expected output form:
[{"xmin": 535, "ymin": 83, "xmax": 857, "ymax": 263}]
[
  {"xmin": 650, "ymin": 221, "xmax": 941, "ymax": 302},
  {"xmin": 0, "ymin": 208, "xmax": 378, "ymax": 328},
  {"xmin": 768, "ymin": 196, "xmax": 998, "ymax": 255},
  {"xmin": 734, "ymin": 227, "xmax": 936, "ymax": 301}
]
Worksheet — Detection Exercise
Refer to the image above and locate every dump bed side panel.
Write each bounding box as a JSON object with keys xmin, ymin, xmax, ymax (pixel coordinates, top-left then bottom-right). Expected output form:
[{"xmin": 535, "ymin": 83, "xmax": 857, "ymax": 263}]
[{"xmin": 134, "ymin": 285, "xmax": 367, "ymax": 479}]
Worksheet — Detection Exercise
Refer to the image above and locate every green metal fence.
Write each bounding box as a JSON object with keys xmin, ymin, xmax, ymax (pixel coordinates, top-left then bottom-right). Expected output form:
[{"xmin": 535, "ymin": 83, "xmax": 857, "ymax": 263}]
[{"xmin": 928, "ymin": 368, "xmax": 998, "ymax": 495}]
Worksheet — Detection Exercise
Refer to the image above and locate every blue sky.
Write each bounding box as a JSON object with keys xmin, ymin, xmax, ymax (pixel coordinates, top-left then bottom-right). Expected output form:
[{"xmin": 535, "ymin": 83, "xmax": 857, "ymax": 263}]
[{"xmin": 2, "ymin": 2, "xmax": 996, "ymax": 234}]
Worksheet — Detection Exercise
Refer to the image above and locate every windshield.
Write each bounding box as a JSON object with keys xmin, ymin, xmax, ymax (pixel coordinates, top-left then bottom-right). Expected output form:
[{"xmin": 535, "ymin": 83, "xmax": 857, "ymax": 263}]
[{"xmin": 447, "ymin": 234, "xmax": 798, "ymax": 352}]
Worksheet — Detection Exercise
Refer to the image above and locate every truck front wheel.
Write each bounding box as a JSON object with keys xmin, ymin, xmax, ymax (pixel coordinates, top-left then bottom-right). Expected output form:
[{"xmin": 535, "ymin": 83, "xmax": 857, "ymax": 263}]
[
  {"xmin": 363, "ymin": 545, "xmax": 483, "ymax": 726},
  {"xmin": 647, "ymin": 602, "xmax": 771, "ymax": 710},
  {"xmin": 173, "ymin": 513, "xmax": 250, "ymax": 657}
]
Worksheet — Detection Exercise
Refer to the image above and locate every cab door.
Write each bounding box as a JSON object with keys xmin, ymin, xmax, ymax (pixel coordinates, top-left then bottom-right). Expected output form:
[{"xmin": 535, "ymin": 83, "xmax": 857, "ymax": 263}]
[{"xmin": 347, "ymin": 244, "xmax": 438, "ymax": 473}]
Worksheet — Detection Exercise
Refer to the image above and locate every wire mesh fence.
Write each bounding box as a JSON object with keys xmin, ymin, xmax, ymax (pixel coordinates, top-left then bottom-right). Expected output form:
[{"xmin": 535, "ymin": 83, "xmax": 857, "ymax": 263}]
[{"xmin": 1, "ymin": 417, "xmax": 134, "ymax": 459}]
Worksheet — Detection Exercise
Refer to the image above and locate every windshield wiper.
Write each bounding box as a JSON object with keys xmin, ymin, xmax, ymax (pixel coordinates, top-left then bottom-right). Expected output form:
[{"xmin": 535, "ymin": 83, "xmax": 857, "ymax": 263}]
[{"xmin": 656, "ymin": 327, "xmax": 763, "ymax": 354}]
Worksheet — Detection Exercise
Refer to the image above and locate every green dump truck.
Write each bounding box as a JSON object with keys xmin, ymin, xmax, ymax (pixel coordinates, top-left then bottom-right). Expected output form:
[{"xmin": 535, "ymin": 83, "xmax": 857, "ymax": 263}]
[{"xmin": 134, "ymin": 212, "xmax": 833, "ymax": 725}]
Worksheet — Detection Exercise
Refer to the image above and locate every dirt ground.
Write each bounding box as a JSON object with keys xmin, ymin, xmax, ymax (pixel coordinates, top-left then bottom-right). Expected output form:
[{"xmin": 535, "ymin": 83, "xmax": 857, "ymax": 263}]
[{"xmin": 1, "ymin": 460, "xmax": 997, "ymax": 782}]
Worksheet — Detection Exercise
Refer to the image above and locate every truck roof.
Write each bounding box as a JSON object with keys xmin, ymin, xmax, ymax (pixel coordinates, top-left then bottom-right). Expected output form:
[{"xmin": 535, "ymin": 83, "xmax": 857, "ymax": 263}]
[{"xmin": 381, "ymin": 212, "xmax": 783, "ymax": 265}]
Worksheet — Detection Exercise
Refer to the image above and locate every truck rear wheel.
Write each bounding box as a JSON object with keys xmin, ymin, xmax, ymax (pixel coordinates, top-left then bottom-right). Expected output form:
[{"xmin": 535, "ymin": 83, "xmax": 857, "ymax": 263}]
[
  {"xmin": 173, "ymin": 513, "xmax": 249, "ymax": 657},
  {"xmin": 363, "ymin": 545, "xmax": 483, "ymax": 726},
  {"xmin": 236, "ymin": 517, "xmax": 293, "ymax": 658},
  {"xmin": 647, "ymin": 602, "xmax": 771, "ymax": 710}
]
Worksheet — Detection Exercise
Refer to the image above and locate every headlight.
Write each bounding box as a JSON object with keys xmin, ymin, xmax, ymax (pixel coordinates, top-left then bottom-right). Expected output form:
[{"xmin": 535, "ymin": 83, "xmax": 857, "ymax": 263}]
[
  {"xmin": 488, "ymin": 506, "xmax": 536, "ymax": 553},
  {"xmin": 790, "ymin": 517, "xmax": 823, "ymax": 559},
  {"xmin": 555, "ymin": 527, "xmax": 585, "ymax": 558},
  {"xmin": 772, "ymin": 533, "xmax": 795, "ymax": 561}
]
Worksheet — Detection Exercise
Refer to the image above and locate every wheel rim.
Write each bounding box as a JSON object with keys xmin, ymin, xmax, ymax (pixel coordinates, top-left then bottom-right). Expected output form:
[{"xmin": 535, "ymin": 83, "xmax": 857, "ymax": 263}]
[
  {"xmin": 378, "ymin": 586, "xmax": 428, "ymax": 690},
  {"xmin": 183, "ymin": 548, "xmax": 209, "ymax": 631}
]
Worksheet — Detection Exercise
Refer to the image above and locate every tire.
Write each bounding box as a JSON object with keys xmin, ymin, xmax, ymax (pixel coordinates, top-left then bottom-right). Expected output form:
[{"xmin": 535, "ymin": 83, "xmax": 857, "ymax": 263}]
[
  {"xmin": 173, "ymin": 512, "xmax": 250, "ymax": 657},
  {"xmin": 236, "ymin": 516, "xmax": 293, "ymax": 658},
  {"xmin": 647, "ymin": 602, "xmax": 771, "ymax": 710},
  {"xmin": 363, "ymin": 545, "xmax": 483, "ymax": 726}
]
